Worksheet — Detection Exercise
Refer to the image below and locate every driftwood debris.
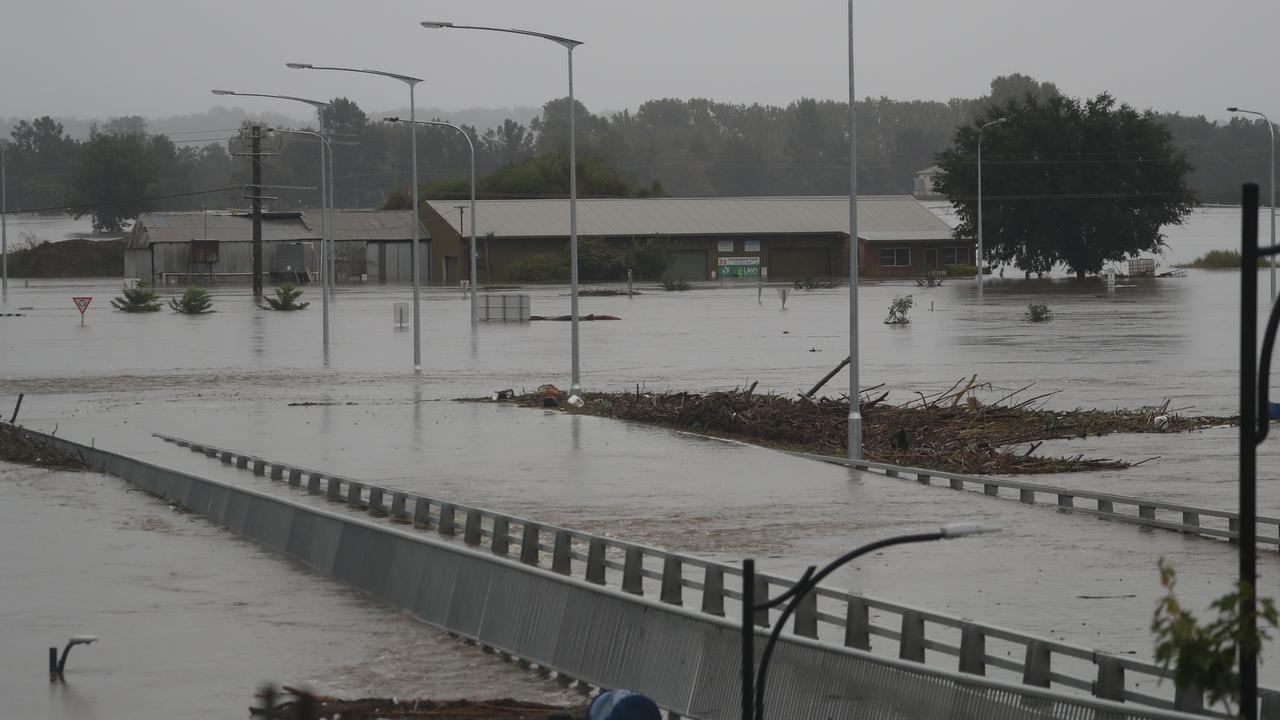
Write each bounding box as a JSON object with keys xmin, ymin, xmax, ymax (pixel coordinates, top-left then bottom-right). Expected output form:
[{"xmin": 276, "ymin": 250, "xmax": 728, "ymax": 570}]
[
  {"xmin": 0, "ymin": 423, "xmax": 85, "ymax": 470},
  {"xmin": 486, "ymin": 380, "xmax": 1231, "ymax": 476},
  {"xmin": 252, "ymin": 690, "xmax": 584, "ymax": 720}
]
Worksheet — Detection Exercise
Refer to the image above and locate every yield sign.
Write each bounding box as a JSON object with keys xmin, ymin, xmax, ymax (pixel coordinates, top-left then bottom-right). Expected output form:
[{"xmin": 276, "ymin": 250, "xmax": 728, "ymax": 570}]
[{"xmin": 72, "ymin": 296, "xmax": 93, "ymax": 315}]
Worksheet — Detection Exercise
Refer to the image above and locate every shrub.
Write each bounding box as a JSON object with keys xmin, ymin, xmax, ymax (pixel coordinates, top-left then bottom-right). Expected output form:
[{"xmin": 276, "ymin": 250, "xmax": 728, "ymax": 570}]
[
  {"xmin": 884, "ymin": 294, "xmax": 913, "ymax": 324},
  {"xmin": 260, "ymin": 283, "xmax": 310, "ymax": 311},
  {"xmin": 793, "ymin": 278, "xmax": 838, "ymax": 290},
  {"xmin": 509, "ymin": 254, "xmax": 569, "ymax": 283},
  {"xmin": 662, "ymin": 278, "xmax": 691, "ymax": 291},
  {"xmin": 111, "ymin": 285, "xmax": 162, "ymax": 312},
  {"xmin": 1024, "ymin": 303, "xmax": 1052, "ymax": 322},
  {"xmin": 1177, "ymin": 249, "xmax": 1268, "ymax": 269},
  {"xmin": 944, "ymin": 264, "xmax": 978, "ymax": 277},
  {"xmin": 506, "ymin": 238, "xmax": 675, "ymax": 284},
  {"xmin": 169, "ymin": 286, "xmax": 214, "ymax": 314}
]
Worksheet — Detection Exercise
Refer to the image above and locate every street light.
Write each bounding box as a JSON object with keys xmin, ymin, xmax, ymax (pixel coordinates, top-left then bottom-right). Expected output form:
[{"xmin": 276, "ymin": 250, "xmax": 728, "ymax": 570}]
[
  {"xmin": 385, "ymin": 117, "xmax": 478, "ymax": 325},
  {"xmin": 213, "ymin": 90, "xmax": 333, "ymax": 354},
  {"xmin": 1229, "ymin": 107, "xmax": 1276, "ymax": 301},
  {"xmin": 977, "ymin": 117, "xmax": 1006, "ymax": 298},
  {"xmin": 846, "ymin": 0, "xmax": 860, "ymax": 459},
  {"xmin": 422, "ymin": 20, "xmax": 585, "ymax": 396},
  {"xmin": 288, "ymin": 62, "xmax": 425, "ymax": 373},
  {"xmin": 1, "ymin": 140, "xmax": 8, "ymax": 301},
  {"xmin": 741, "ymin": 522, "xmax": 1000, "ymax": 720}
]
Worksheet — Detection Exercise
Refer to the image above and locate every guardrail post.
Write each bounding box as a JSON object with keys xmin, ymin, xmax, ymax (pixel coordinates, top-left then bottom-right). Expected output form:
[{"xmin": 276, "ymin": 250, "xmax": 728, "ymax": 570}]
[
  {"xmin": 983, "ymin": 483, "xmax": 998, "ymax": 497},
  {"xmin": 916, "ymin": 473, "xmax": 929, "ymax": 485},
  {"xmin": 1259, "ymin": 690, "xmax": 1280, "ymax": 719},
  {"xmin": 622, "ymin": 547, "xmax": 644, "ymax": 595},
  {"xmin": 1019, "ymin": 488, "xmax": 1035, "ymax": 504},
  {"xmin": 464, "ymin": 509, "xmax": 483, "ymax": 546},
  {"xmin": 438, "ymin": 504, "xmax": 456, "ymax": 536},
  {"xmin": 414, "ymin": 498, "xmax": 432, "ymax": 528},
  {"xmin": 585, "ymin": 538, "xmax": 606, "ymax": 585},
  {"xmin": 1057, "ymin": 494, "xmax": 1074, "ymax": 509},
  {"xmin": 1173, "ymin": 684, "xmax": 1203, "ymax": 714},
  {"xmin": 252, "ymin": 459, "xmax": 266, "ymax": 476},
  {"xmin": 287, "ymin": 468, "xmax": 302, "ymax": 487},
  {"xmin": 1094, "ymin": 656, "xmax": 1124, "ymax": 702},
  {"xmin": 204, "ymin": 447, "xmax": 218, "ymax": 458},
  {"xmin": 189, "ymin": 444, "xmax": 203, "ymax": 454},
  {"xmin": 899, "ymin": 611, "xmax": 925, "ymax": 662},
  {"xmin": 220, "ymin": 451, "xmax": 234, "ymax": 464},
  {"xmin": 1098, "ymin": 499, "xmax": 1114, "ymax": 514},
  {"xmin": 701, "ymin": 566, "xmax": 725, "ymax": 616},
  {"xmin": 950, "ymin": 478, "xmax": 965, "ymax": 491},
  {"xmin": 886, "ymin": 468, "xmax": 898, "ymax": 477},
  {"xmin": 841, "ymin": 598, "xmax": 872, "ymax": 651},
  {"xmin": 520, "ymin": 524, "xmax": 540, "ymax": 565},
  {"xmin": 660, "ymin": 557, "xmax": 683, "ymax": 605},
  {"xmin": 1138, "ymin": 505, "xmax": 1156, "ymax": 522},
  {"xmin": 552, "ymin": 531, "xmax": 572, "ymax": 575},
  {"xmin": 1229, "ymin": 518, "xmax": 1241, "ymax": 545},
  {"xmin": 491, "ymin": 517, "xmax": 510, "ymax": 556},
  {"xmin": 1023, "ymin": 640, "xmax": 1051, "ymax": 688},
  {"xmin": 306, "ymin": 474, "xmax": 322, "ymax": 494},
  {"xmin": 270, "ymin": 464, "xmax": 284, "ymax": 480},
  {"xmin": 346, "ymin": 483, "xmax": 362, "ymax": 507},
  {"xmin": 959, "ymin": 624, "xmax": 986, "ymax": 675},
  {"xmin": 753, "ymin": 575, "xmax": 770, "ymax": 627},
  {"xmin": 390, "ymin": 494, "xmax": 409, "ymax": 522},
  {"xmin": 236, "ymin": 455, "xmax": 249, "ymax": 469},
  {"xmin": 1182, "ymin": 511, "xmax": 1200, "ymax": 533},
  {"xmin": 326, "ymin": 478, "xmax": 342, "ymax": 500},
  {"xmin": 793, "ymin": 591, "xmax": 818, "ymax": 638},
  {"xmin": 367, "ymin": 488, "xmax": 385, "ymax": 515}
]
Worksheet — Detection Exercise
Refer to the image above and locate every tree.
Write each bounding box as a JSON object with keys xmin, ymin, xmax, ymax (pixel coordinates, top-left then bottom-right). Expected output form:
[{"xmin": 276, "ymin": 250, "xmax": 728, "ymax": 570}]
[
  {"xmin": 932, "ymin": 92, "xmax": 1196, "ymax": 278},
  {"xmin": 169, "ymin": 286, "xmax": 214, "ymax": 314},
  {"xmin": 111, "ymin": 285, "xmax": 162, "ymax": 312},
  {"xmin": 69, "ymin": 132, "xmax": 160, "ymax": 232}
]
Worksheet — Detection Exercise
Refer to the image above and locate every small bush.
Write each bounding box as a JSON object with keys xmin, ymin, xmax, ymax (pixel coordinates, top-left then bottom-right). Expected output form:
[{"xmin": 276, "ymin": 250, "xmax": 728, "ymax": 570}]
[
  {"xmin": 885, "ymin": 294, "xmax": 913, "ymax": 324},
  {"xmin": 260, "ymin": 283, "xmax": 310, "ymax": 311},
  {"xmin": 111, "ymin": 285, "xmax": 162, "ymax": 312},
  {"xmin": 1177, "ymin": 249, "xmax": 1268, "ymax": 269},
  {"xmin": 169, "ymin": 286, "xmax": 214, "ymax": 314},
  {"xmin": 1024, "ymin": 303, "xmax": 1052, "ymax": 322},
  {"xmin": 944, "ymin": 264, "xmax": 978, "ymax": 277},
  {"xmin": 662, "ymin": 278, "xmax": 691, "ymax": 291},
  {"xmin": 508, "ymin": 254, "xmax": 569, "ymax": 283}
]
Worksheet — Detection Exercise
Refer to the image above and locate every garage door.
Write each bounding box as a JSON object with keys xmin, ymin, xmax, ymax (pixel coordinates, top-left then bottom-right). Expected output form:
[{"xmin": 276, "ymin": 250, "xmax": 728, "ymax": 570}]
[
  {"xmin": 665, "ymin": 250, "xmax": 708, "ymax": 282},
  {"xmin": 768, "ymin": 247, "xmax": 831, "ymax": 279}
]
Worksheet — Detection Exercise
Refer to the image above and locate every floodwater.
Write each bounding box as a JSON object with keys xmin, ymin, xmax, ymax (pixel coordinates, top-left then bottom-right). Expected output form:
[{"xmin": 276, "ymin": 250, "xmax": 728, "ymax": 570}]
[{"xmin": 3, "ymin": 204, "xmax": 1280, "ymax": 715}]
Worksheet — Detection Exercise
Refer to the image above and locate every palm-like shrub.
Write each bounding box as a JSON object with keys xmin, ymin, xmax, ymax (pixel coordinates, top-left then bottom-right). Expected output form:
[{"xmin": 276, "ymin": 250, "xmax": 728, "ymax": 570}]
[
  {"xmin": 169, "ymin": 287, "xmax": 214, "ymax": 314},
  {"xmin": 111, "ymin": 285, "xmax": 162, "ymax": 312},
  {"xmin": 260, "ymin": 282, "xmax": 310, "ymax": 311}
]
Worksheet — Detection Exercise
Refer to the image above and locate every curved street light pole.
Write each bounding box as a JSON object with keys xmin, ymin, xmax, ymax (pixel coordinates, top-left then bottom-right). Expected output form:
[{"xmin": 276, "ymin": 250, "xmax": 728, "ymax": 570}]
[
  {"xmin": 846, "ymin": 0, "xmax": 860, "ymax": 460},
  {"xmin": 422, "ymin": 21, "xmax": 584, "ymax": 394},
  {"xmin": 212, "ymin": 90, "xmax": 332, "ymax": 355},
  {"xmin": 742, "ymin": 522, "xmax": 999, "ymax": 720},
  {"xmin": 977, "ymin": 117, "xmax": 1006, "ymax": 299},
  {"xmin": 1229, "ymin": 107, "xmax": 1276, "ymax": 301},
  {"xmin": 288, "ymin": 63, "xmax": 425, "ymax": 373},
  {"xmin": 386, "ymin": 117, "xmax": 477, "ymax": 324}
]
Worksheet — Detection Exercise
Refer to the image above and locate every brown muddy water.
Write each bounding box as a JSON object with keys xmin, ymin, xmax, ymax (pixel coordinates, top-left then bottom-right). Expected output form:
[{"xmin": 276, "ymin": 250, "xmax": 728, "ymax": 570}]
[{"xmin": 2, "ymin": 207, "xmax": 1280, "ymax": 715}]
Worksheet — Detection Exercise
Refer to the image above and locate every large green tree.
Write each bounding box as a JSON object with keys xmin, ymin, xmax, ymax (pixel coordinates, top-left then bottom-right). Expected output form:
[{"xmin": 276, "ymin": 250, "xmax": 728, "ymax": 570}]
[
  {"xmin": 68, "ymin": 132, "xmax": 161, "ymax": 232},
  {"xmin": 933, "ymin": 92, "xmax": 1197, "ymax": 278}
]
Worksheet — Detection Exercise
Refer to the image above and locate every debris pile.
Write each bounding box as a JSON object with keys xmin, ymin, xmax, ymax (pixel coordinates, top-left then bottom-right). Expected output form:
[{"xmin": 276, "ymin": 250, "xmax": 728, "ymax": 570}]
[
  {"xmin": 489, "ymin": 377, "xmax": 1232, "ymax": 475},
  {"xmin": 0, "ymin": 423, "xmax": 85, "ymax": 470},
  {"xmin": 252, "ymin": 692, "xmax": 585, "ymax": 720}
]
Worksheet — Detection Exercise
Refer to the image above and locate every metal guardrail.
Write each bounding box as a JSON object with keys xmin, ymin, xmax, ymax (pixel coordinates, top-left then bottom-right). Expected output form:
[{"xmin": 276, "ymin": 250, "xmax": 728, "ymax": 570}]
[
  {"xmin": 790, "ymin": 451, "xmax": 1280, "ymax": 547},
  {"xmin": 150, "ymin": 431, "xmax": 1280, "ymax": 718},
  {"xmin": 8, "ymin": 422, "xmax": 1212, "ymax": 720}
]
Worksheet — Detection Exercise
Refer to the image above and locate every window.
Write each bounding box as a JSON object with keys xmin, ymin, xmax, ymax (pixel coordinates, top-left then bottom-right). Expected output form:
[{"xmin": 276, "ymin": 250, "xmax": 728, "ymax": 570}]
[
  {"xmin": 879, "ymin": 248, "xmax": 910, "ymax": 267},
  {"xmin": 943, "ymin": 247, "xmax": 969, "ymax": 265}
]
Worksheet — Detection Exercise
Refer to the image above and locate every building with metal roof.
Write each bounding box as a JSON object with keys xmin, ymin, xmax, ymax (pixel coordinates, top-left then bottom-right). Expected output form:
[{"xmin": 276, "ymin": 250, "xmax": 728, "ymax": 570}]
[
  {"xmin": 124, "ymin": 210, "xmax": 428, "ymax": 285},
  {"xmin": 421, "ymin": 195, "xmax": 968, "ymax": 284}
]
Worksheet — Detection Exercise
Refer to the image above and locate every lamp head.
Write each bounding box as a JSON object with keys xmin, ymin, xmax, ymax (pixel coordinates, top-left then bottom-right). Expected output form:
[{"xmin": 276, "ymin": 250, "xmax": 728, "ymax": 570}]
[
  {"xmin": 996, "ymin": 117, "xmax": 1008, "ymax": 123},
  {"xmin": 940, "ymin": 522, "xmax": 1001, "ymax": 538},
  {"xmin": 68, "ymin": 635, "xmax": 98, "ymax": 646},
  {"xmin": 211, "ymin": 89, "xmax": 235, "ymax": 96},
  {"xmin": 383, "ymin": 117, "xmax": 401, "ymax": 123},
  {"xmin": 285, "ymin": 62, "xmax": 313, "ymax": 70},
  {"xmin": 421, "ymin": 21, "xmax": 454, "ymax": 28},
  {"xmin": 1228, "ymin": 106, "xmax": 1240, "ymax": 112}
]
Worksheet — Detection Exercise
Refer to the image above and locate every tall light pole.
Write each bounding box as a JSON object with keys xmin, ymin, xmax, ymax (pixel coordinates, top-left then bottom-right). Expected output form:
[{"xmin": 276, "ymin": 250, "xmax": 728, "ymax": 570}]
[
  {"xmin": 1229, "ymin": 107, "xmax": 1276, "ymax": 301},
  {"xmin": 213, "ymin": 90, "xmax": 332, "ymax": 354},
  {"xmin": 1, "ymin": 140, "xmax": 8, "ymax": 301},
  {"xmin": 384, "ymin": 117, "xmax": 478, "ymax": 325},
  {"xmin": 976, "ymin": 117, "xmax": 1006, "ymax": 299},
  {"xmin": 289, "ymin": 62, "xmax": 425, "ymax": 373},
  {"xmin": 422, "ymin": 20, "xmax": 584, "ymax": 396},
  {"xmin": 846, "ymin": 0, "xmax": 861, "ymax": 459}
]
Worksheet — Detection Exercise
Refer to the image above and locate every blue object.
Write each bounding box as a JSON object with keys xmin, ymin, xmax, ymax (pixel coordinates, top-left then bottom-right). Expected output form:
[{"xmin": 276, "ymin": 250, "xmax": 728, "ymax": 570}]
[
  {"xmin": 588, "ymin": 689, "xmax": 661, "ymax": 720},
  {"xmin": 1270, "ymin": 402, "xmax": 1280, "ymax": 420}
]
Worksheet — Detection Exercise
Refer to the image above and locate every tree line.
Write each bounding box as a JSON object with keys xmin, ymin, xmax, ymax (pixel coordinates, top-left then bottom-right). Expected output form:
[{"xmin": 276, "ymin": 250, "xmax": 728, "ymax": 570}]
[{"xmin": 2, "ymin": 73, "xmax": 1274, "ymax": 232}]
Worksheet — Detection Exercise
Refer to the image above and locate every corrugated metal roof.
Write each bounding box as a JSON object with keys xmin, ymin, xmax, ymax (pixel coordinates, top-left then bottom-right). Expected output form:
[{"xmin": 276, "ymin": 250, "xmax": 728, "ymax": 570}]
[
  {"xmin": 423, "ymin": 195, "xmax": 953, "ymax": 243},
  {"xmin": 129, "ymin": 210, "xmax": 420, "ymax": 248}
]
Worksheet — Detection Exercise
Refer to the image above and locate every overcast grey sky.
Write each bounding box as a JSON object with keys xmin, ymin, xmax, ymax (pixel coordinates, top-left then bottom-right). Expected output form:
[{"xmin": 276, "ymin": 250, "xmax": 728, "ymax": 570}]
[{"xmin": 3, "ymin": 0, "xmax": 1276, "ymax": 124}]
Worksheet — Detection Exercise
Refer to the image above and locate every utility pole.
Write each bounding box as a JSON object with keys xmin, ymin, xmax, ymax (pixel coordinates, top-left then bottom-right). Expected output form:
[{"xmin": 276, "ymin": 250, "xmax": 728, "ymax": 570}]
[
  {"xmin": 251, "ymin": 126, "xmax": 264, "ymax": 297},
  {"xmin": 455, "ymin": 203, "xmax": 467, "ymax": 287}
]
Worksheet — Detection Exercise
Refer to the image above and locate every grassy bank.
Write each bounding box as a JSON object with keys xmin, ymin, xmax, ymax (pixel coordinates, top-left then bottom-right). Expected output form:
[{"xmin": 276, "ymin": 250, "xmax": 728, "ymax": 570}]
[
  {"xmin": 4, "ymin": 238, "xmax": 123, "ymax": 277},
  {"xmin": 1175, "ymin": 249, "xmax": 1267, "ymax": 269}
]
